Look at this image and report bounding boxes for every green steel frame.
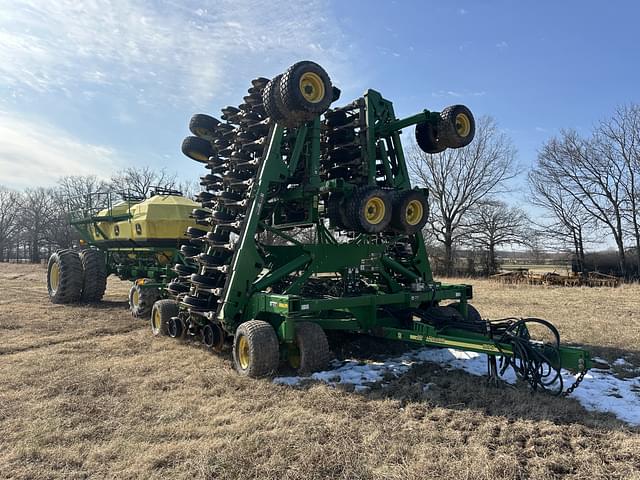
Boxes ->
[199,89,591,374]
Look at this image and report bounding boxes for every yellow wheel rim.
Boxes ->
[132,289,139,307]
[152,309,161,332]
[299,72,325,103]
[50,262,60,292]
[405,200,424,226]
[238,335,250,370]
[455,113,471,137]
[364,197,386,225]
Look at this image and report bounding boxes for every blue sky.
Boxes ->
[1,0,638,200]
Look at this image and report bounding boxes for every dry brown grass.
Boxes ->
[0,263,639,480]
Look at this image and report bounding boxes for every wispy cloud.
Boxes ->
[432,90,486,98]
[0,110,120,189]
[0,0,356,107]
[457,8,468,15]
[496,41,509,49]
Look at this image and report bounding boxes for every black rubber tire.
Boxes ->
[326,193,349,229]
[47,250,83,304]
[415,121,446,154]
[182,136,214,163]
[166,280,190,295]
[129,280,161,318]
[79,249,107,302]
[190,272,223,288]
[292,322,331,374]
[232,320,280,378]
[280,61,333,115]
[446,302,483,323]
[151,299,178,336]
[344,187,392,234]
[390,190,429,235]
[186,227,208,238]
[189,114,220,141]
[183,293,217,310]
[262,74,285,122]
[173,263,197,276]
[167,316,186,339]
[438,105,475,149]
[202,322,225,351]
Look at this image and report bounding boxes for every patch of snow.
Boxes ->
[274,348,640,426]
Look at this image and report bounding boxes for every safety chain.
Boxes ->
[563,369,587,397]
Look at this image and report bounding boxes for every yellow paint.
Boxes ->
[90,195,200,243]
[277,302,288,309]
[299,71,325,103]
[405,199,423,226]
[238,335,250,369]
[152,308,161,332]
[364,196,386,225]
[455,113,471,137]
[132,289,140,307]
[49,262,60,292]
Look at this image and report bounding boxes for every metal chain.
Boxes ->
[562,369,587,397]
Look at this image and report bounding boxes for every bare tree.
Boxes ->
[18,187,57,262]
[596,103,640,275]
[536,130,628,276]
[463,200,529,275]
[528,168,595,273]
[0,186,21,261]
[408,116,518,275]
[56,175,109,211]
[109,166,178,199]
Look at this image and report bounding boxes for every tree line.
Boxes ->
[0,168,197,263]
[408,104,640,278]
[1,104,638,277]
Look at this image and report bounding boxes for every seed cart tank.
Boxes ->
[46,188,202,318]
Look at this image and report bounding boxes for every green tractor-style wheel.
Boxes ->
[79,249,107,302]
[47,250,83,304]
[288,322,331,374]
[181,136,215,163]
[345,187,393,234]
[438,104,475,149]
[232,320,280,378]
[189,114,220,142]
[150,299,178,336]
[129,280,161,318]
[390,190,429,234]
[415,121,446,155]
[280,61,333,115]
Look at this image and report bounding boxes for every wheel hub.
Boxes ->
[299,72,325,103]
[364,197,385,224]
[405,200,423,226]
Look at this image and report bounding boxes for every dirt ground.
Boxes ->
[0,263,639,480]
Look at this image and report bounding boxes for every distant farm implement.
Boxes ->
[136,60,593,395]
[491,269,620,287]
[46,188,200,317]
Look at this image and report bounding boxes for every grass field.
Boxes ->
[1,263,639,479]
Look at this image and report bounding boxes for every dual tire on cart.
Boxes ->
[232,320,331,378]
[47,249,107,304]
[415,104,475,154]
[330,188,429,235]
